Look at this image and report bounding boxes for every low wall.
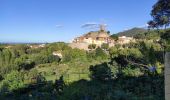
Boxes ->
[68,43,89,50]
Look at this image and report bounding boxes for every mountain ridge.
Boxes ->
[116,27,147,37]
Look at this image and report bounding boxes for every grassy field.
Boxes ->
[35,61,95,83]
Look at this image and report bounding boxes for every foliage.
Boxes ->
[54,76,65,94]
[12,44,29,55]
[88,44,96,50]
[110,34,118,40]
[101,43,109,50]
[122,65,142,77]
[0,1,168,98]
[150,0,170,29]
[160,29,170,51]
[62,48,87,62]
[89,62,112,81]
[109,47,119,58]
[95,47,108,60]
[0,40,165,99]
[0,71,25,92]
[47,42,71,53]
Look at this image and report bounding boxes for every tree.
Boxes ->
[0,71,25,92]
[109,47,119,58]
[54,76,65,94]
[127,48,143,59]
[148,46,157,65]
[101,43,109,51]
[107,31,110,34]
[149,0,170,59]
[89,62,112,81]
[88,44,96,50]
[149,0,170,29]
[14,56,35,70]
[134,33,146,39]
[115,44,121,49]
[62,48,87,62]
[13,44,29,55]
[95,47,108,60]
[48,55,61,64]
[47,42,70,53]
[110,34,118,40]
[36,73,46,83]
[147,20,158,29]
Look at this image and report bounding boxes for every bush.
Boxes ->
[0,71,25,92]
[89,62,112,81]
[122,65,142,77]
[101,43,109,50]
[95,47,108,60]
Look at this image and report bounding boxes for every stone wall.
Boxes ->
[68,43,89,50]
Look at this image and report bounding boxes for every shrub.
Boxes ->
[89,62,112,81]
[0,71,25,92]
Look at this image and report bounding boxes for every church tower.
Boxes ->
[99,24,106,32]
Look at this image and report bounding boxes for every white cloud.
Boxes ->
[137,24,149,28]
[123,28,130,31]
[56,25,63,28]
[123,23,149,31]
[81,22,107,29]
[81,22,98,28]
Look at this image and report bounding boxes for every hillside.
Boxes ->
[116,27,147,37]
[0,29,167,99]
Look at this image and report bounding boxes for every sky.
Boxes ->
[0,0,157,43]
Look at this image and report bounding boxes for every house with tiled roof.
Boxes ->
[72,26,114,46]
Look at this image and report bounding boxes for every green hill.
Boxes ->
[116,27,147,37]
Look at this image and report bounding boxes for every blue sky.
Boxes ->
[0,0,157,43]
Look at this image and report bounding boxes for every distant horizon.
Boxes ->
[0,27,149,44]
[0,0,157,42]
[0,41,67,44]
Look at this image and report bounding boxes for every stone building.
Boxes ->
[117,36,134,45]
[70,26,134,50]
[72,26,114,46]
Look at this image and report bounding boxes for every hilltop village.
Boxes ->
[69,25,134,50]
[4,25,134,51]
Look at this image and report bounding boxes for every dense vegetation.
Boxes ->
[0,27,169,99]
[1,0,170,99]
